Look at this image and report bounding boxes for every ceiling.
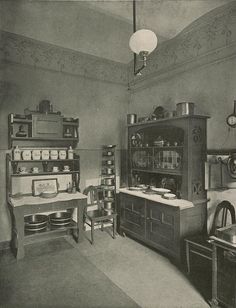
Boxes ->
[0,0,233,64]
[86,0,232,40]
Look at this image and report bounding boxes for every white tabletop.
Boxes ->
[10,192,87,207]
[119,188,194,209]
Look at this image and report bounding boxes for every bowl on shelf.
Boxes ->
[24,214,48,232]
[49,212,72,227]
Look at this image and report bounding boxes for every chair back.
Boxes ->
[83,186,103,211]
[210,200,236,236]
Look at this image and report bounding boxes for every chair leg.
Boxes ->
[186,241,190,274]
[113,217,117,239]
[101,221,104,231]
[91,221,94,245]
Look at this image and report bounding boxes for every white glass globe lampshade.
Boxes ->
[129,29,158,55]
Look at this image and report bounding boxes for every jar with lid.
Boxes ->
[68,146,74,159]
[50,149,58,160]
[22,149,31,160]
[41,149,49,160]
[59,150,67,160]
[13,146,21,160]
[32,149,41,160]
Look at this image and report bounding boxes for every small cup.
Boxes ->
[63,165,70,171]
[19,166,26,173]
[52,166,59,172]
[32,167,39,173]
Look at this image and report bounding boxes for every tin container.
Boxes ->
[32,149,41,160]
[50,150,58,160]
[127,114,137,124]
[176,102,194,116]
[22,150,31,161]
[59,150,67,160]
[41,150,49,160]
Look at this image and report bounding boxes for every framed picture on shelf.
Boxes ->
[32,178,58,196]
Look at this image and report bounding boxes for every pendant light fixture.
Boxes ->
[129,0,158,76]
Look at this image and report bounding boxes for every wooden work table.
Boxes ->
[8,192,87,260]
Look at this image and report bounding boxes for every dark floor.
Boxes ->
[0,230,210,308]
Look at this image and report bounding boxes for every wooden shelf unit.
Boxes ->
[119,114,209,262]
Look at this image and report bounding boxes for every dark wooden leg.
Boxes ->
[113,216,117,239]
[91,220,94,245]
[14,208,25,260]
[101,221,104,231]
[211,244,218,307]
[186,241,190,274]
[76,201,85,243]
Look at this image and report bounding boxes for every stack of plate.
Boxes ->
[49,212,72,227]
[24,214,48,232]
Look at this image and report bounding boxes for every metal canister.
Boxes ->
[127,114,137,124]
[176,102,194,116]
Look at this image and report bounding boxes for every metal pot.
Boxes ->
[103,178,114,185]
[49,212,71,226]
[105,190,114,198]
[127,114,137,124]
[176,102,194,116]
[106,160,113,165]
[106,168,114,175]
[24,214,48,231]
[104,199,114,209]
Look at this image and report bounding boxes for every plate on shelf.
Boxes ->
[40,192,58,198]
[129,186,143,191]
[151,188,171,195]
[137,184,148,189]
[63,117,74,122]
[162,193,177,200]
[104,145,115,148]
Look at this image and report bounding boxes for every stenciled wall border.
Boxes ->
[0,30,128,85]
[128,2,236,92]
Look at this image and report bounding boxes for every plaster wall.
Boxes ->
[128,2,236,230]
[0,35,128,242]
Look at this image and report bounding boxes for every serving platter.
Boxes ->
[162,193,177,200]
[151,188,171,195]
[128,186,143,191]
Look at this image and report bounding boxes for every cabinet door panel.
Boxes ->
[147,220,175,249]
[120,194,145,237]
[122,210,145,236]
[163,212,175,226]
[149,207,162,222]
[147,201,177,251]
[121,194,145,215]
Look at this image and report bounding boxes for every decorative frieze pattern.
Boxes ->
[128,2,236,91]
[0,31,127,85]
